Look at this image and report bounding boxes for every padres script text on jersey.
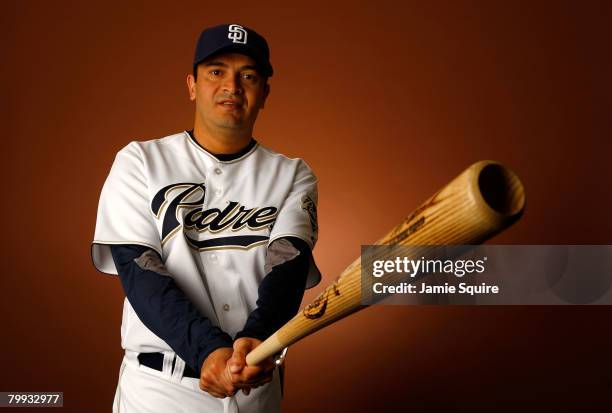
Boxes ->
[151,182,279,248]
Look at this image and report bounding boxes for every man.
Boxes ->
[91,23,320,412]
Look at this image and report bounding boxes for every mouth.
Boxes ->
[218,100,243,110]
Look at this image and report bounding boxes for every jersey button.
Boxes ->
[214,167,222,175]
[214,188,223,197]
[223,304,230,312]
[209,254,217,262]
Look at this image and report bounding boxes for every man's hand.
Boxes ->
[199,347,236,398]
[228,337,276,395]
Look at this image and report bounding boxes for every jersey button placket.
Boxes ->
[206,164,236,323]
[209,165,224,199]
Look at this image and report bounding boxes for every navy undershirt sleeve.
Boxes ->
[110,244,233,372]
[235,237,311,342]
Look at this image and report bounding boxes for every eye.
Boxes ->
[209,69,222,76]
[241,73,258,81]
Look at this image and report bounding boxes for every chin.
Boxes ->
[216,120,245,130]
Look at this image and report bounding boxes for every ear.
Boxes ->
[260,83,270,109]
[186,74,196,101]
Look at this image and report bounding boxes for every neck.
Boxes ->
[193,121,252,154]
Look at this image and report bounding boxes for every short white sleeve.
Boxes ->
[269,159,318,247]
[268,160,321,288]
[91,143,162,275]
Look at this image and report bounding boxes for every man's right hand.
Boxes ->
[199,347,236,398]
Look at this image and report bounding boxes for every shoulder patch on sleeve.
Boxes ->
[301,193,318,243]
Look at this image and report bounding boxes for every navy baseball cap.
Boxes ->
[193,23,273,77]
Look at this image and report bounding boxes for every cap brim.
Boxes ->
[194,44,273,77]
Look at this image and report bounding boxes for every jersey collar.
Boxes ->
[184,130,259,163]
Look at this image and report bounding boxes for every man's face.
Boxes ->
[187,52,269,133]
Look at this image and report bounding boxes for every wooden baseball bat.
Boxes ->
[246,160,525,365]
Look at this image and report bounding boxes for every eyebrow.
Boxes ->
[203,61,260,72]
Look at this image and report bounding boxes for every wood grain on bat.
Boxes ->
[246,161,525,365]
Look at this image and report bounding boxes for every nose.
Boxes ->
[222,74,243,95]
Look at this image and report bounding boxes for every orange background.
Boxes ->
[3,0,612,411]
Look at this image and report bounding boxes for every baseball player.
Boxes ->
[91,23,320,413]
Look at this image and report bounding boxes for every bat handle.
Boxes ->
[246,333,284,366]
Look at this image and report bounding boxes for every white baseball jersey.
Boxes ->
[92,131,320,412]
